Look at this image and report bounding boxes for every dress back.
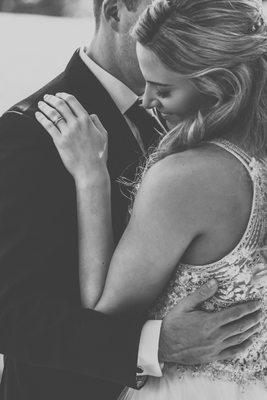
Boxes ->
[150,138,267,389]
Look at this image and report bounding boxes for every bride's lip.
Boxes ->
[160,112,173,119]
[157,110,169,117]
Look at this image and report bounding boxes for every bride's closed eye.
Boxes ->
[156,89,171,99]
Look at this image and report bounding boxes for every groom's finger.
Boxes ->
[221,322,260,349]
[90,114,108,137]
[219,309,262,340]
[216,338,253,361]
[179,280,218,311]
[214,300,261,327]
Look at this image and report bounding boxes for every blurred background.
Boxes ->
[0,0,91,17]
[0,1,95,115]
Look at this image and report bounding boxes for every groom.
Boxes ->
[0,1,261,399]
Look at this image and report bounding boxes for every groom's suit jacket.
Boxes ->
[0,50,151,400]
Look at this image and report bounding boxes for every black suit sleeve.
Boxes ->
[0,112,143,388]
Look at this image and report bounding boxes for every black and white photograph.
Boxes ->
[1,0,267,399]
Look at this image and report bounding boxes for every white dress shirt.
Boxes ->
[79,47,163,377]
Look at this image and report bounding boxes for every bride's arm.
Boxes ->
[36,93,115,309]
[76,175,114,308]
[77,152,202,315]
[36,93,204,316]
[95,156,203,315]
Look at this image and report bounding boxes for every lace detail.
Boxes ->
[149,139,267,390]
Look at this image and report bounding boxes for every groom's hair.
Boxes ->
[93,0,141,29]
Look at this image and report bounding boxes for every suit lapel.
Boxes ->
[63,51,144,240]
[64,51,144,181]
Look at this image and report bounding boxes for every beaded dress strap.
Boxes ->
[177,138,263,270]
[208,139,253,176]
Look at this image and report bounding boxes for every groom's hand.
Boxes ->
[158,279,261,365]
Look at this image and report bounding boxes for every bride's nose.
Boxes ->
[142,86,159,110]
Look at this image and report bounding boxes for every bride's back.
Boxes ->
[179,140,254,266]
[149,138,267,389]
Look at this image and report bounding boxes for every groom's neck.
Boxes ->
[87,36,120,80]
[86,34,143,95]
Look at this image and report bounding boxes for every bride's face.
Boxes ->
[136,43,205,125]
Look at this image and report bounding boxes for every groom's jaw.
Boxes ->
[89,0,152,95]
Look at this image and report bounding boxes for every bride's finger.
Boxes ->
[37,101,66,131]
[43,94,76,123]
[55,93,87,117]
[90,114,108,139]
[35,111,60,141]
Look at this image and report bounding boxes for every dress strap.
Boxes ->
[208,138,253,176]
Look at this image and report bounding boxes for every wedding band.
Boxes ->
[54,116,64,126]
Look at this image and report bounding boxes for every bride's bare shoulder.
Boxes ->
[139,143,251,224]
[143,144,242,187]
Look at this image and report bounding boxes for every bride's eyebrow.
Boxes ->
[147,81,172,87]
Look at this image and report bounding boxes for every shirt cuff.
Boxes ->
[137,320,163,377]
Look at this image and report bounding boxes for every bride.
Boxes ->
[35,0,267,398]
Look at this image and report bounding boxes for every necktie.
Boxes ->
[125,100,166,152]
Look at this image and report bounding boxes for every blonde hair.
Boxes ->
[132,0,267,167]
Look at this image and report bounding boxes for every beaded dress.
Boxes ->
[119,139,267,400]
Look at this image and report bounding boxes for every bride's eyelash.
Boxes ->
[156,90,171,99]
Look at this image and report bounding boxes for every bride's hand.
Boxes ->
[35,93,109,185]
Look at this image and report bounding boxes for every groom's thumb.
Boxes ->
[181,279,218,311]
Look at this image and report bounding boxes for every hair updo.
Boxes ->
[132,0,267,168]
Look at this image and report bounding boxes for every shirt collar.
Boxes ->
[79,47,138,115]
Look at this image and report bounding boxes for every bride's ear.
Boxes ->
[103,0,120,31]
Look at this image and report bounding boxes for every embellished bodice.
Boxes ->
[149,139,267,388]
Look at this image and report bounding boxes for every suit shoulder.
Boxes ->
[5,71,66,119]
[0,72,68,149]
